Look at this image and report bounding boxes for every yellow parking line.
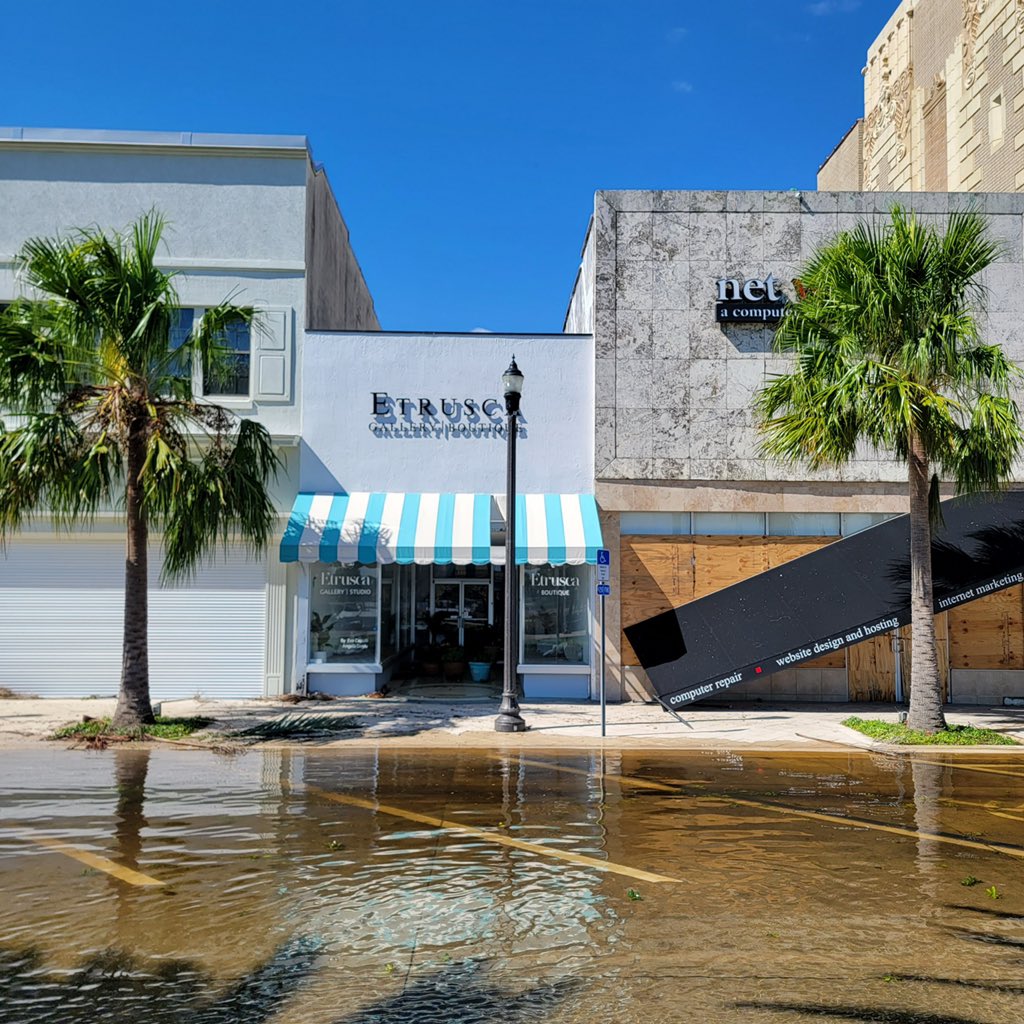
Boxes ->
[507,757,1024,860]
[28,835,164,886]
[915,760,1024,780]
[305,784,677,884]
[941,797,1024,823]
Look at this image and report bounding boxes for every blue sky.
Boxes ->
[5,0,893,332]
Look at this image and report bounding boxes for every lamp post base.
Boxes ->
[494,709,527,733]
[494,692,527,732]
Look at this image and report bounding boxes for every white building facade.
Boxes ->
[0,127,378,701]
[283,330,601,699]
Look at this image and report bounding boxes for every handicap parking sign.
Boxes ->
[597,583,611,596]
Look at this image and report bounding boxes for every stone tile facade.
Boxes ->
[568,189,1024,491]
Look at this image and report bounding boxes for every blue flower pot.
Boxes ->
[468,661,492,682]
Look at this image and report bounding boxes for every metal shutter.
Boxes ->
[0,537,267,700]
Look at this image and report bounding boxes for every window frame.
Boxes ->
[519,563,594,669]
[193,306,254,405]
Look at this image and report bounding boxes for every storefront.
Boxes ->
[565,188,1024,706]
[281,331,600,699]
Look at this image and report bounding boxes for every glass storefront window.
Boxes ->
[309,564,379,663]
[522,565,590,665]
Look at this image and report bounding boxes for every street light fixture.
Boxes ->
[495,356,527,733]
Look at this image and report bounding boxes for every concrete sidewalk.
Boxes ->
[2,695,1023,750]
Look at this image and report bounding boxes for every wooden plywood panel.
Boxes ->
[620,536,694,666]
[848,633,896,702]
[692,536,768,599]
[949,585,1024,669]
[898,614,949,702]
[764,536,838,569]
[622,535,849,671]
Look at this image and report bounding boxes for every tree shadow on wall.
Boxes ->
[0,937,320,1024]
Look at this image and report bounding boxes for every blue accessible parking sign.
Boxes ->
[597,583,611,596]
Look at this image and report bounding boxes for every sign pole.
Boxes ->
[596,547,611,739]
[600,591,606,738]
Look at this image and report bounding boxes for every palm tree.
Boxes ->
[757,207,1023,733]
[0,212,278,728]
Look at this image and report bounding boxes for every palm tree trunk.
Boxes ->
[112,425,154,728]
[905,433,946,733]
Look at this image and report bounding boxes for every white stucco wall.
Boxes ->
[300,332,595,495]
[0,135,309,441]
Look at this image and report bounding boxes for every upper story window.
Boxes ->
[203,317,251,398]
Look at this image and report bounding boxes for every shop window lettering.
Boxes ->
[318,571,373,596]
[526,571,581,597]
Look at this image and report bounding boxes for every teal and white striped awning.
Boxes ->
[279,492,603,566]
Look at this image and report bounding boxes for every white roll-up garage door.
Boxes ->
[0,536,267,700]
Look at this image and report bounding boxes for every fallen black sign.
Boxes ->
[623,491,1024,709]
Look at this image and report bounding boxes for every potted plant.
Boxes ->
[441,645,467,680]
[467,649,492,683]
[310,612,336,663]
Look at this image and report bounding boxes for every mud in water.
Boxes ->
[1,747,1023,1022]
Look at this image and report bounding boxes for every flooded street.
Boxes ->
[1,748,1023,1023]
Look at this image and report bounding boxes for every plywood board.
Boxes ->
[848,633,896,702]
[620,536,694,666]
[948,585,1024,670]
[692,536,768,599]
[621,534,848,670]
[764,536,838,569]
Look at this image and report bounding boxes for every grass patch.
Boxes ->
[236,713,361,739]
[842,716,1019,746]
[51,716,213,741]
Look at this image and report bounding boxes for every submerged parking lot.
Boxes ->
[1,747,1024,1023]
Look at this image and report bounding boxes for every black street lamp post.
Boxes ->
[495,356,527,733]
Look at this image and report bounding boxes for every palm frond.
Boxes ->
[757,205,1023,496]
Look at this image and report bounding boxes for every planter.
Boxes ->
[420,659,441,677]
[443,660,467,681]
[312,651,328,664]
[468,661,492,682]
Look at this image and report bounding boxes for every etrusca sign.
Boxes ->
[715,274,787,324]
[369,392,526,440]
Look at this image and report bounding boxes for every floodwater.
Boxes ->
[1,748,1024,1023]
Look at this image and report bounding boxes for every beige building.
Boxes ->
[819,0,1024,192]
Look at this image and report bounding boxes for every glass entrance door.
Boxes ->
[432,580,492,649]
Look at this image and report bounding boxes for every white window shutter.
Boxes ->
[254,306,292,402]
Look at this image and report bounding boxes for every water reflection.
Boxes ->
[2,748,1024,1023]
[911,758,945,901]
